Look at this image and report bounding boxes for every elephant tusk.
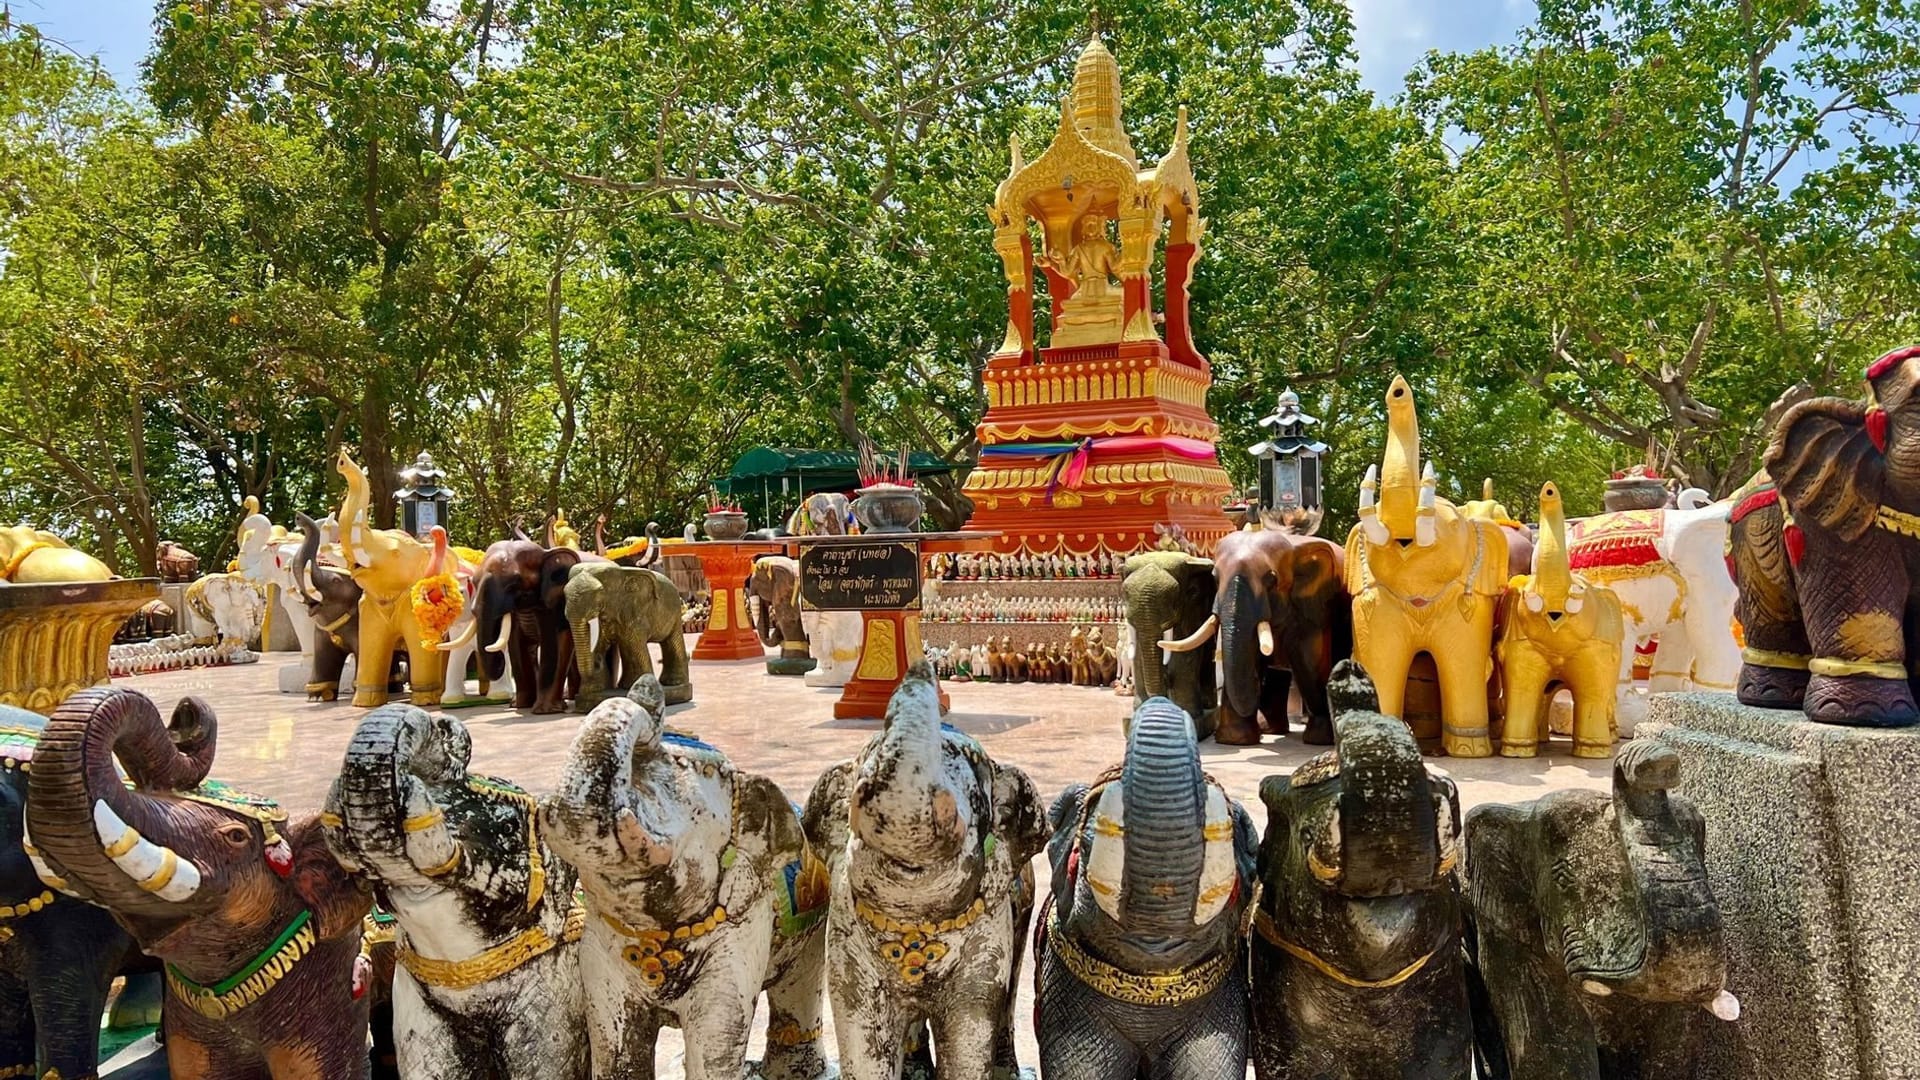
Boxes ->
[484,617,514,654]
[1707,990,1741,1021]
[1161,614,1219,655]
[1358,466,1389,546]
[1580,979,1614,997]
[1415,462,1438,547]
[436,615,479,653]
[1257,620,1276,657]
[93,800,201,902]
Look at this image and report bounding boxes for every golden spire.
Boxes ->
[1071,33,1136,166]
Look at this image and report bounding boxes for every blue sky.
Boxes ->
[26,0,1534,99]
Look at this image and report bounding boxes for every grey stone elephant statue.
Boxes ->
[1466,739,1740,1080]
[1036,695,1257,1079]
[1252,660,1472,1079]
[563,563,691,711]
[803,664,1050,1080]
[1122,551,1219,737]
[540,678,830,1080]
[322,704,588,1080]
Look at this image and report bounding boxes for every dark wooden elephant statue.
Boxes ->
[292,511,406,703]
[25,688,372,1080]
[1729,343,1920,726]
[2,704,151,1080]
[1121,551,1220,737]
[1036,696,1257,1078]
[1202,527,1350,746]
[1252,660,1471,1079]
[455,539,595,714]
[1465,739,1739,1080]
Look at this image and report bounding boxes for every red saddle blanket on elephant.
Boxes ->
[1568,510,1665,571]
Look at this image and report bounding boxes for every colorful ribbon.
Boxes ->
[980,436,1220,505]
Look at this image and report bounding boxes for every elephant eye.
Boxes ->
[218,822,253,847]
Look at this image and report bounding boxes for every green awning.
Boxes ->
[715,446,958,496]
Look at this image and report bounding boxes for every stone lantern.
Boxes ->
[395,452,455,540]
[1248,389,1327,514]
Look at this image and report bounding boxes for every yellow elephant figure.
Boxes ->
[0,526,112,583]
[1344,376,1507,757]
[335,450,449,707]
[1496,482,1624,758]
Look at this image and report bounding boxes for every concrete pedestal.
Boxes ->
[1639,694,1920,1080]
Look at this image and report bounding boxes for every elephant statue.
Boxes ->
[156,540,202,583]
[441,535,587,714]
[1497,483,1625,757]
[750,555,815,675]
[1184,526,1349,746]
[432,537,513,706]
[1251,659,1471,1079]
[1122,550,1220,737]
[237,503,349,695]
[1728,344,1920,724]
[322,705,588,1080]
[802,665,1049,1080]
[1466,740,1741,1079]
[1346,376,1508,757]
[336,451,453,707]
[290,511,392,703]
[183,572,267,649]
[0,526,111,584]
[1568,497,1739,726]
[786,492,852,536]
[24,687,373,1079]
[540,684,830,1080]
[561,562,692,711]
[1,703,147,1080]
[1459,479,1538,578]
[1036,696,1256,1079]
[597,519,664,568]
[802,609,864,688]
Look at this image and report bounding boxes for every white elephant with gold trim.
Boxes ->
[1345,376,1507,757]
[183,572,266,653]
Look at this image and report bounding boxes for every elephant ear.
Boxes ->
[286,814,374,940]
[1290,538,1343,604]
[991,761,1050,865]
[1046,784,1090,914]
[1767,396,1886,540]
[730,773,807,867]
[800,760,855,859]
[1460,802,1535,945]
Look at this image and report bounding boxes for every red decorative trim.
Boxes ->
[1728,486,1780,525]
[1868,407,1890,453]
[1865,345,1920,380]
[1784,523,1806,567]
[1569,537,1663,571]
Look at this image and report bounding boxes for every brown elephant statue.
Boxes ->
[25,687,372,1079]
[441,539,598,714]
[1729,344,1920,726]
[1165,527,1350,745]
[749,555,815,675]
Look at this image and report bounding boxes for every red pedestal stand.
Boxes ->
[683,541,783,661]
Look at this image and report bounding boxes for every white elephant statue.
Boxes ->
[1566,500,1740,726]
[182,571,267,650]
[235,507,344,693]
[1115,619,1136,696]
[802,610,865,688]
[437,554,514,705]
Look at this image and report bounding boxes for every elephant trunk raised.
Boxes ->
[25,689,217,919]
[851,667,968,866]
[540,693,664,877]
[1332,705,1441,897]
[294,511,327,603]
[1116,706,1205,941]
[328,705,467,887]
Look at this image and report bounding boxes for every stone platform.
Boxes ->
[1640,694,1920,1080]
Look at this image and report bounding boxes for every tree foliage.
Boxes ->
[4,0,1919,568]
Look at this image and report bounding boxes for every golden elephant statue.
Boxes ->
[1495,482,1624,758]
[0,526,112,583]
[1344,376,1507,757]
[335,450,452,707]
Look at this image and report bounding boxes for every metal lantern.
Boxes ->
[1247,389,1327,513]
[395,451,455,540]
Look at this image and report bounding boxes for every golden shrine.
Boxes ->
[962,34,1235,556]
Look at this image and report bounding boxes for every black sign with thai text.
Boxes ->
[799,541,921,611]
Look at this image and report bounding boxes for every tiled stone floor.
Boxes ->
[108,644,1614,1076]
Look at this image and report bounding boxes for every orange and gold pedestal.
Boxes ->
[792,533,996,720]
[682,541,783,662]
